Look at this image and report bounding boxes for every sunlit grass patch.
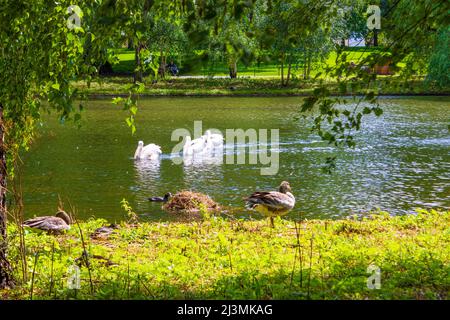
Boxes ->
[3,209,448,300]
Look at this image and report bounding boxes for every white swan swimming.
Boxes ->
[183,135,208,156]
[183,136,194,156]
[134,140,162,160]
[204,130,224,147]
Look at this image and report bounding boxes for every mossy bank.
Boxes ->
[74,77,450,97]
[2,209,449,300]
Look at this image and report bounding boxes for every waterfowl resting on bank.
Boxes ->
[244,181,295,227]
[90,223,119,240]
[23,210,72,234]
[134,141,162,160]
[148,192,172,202]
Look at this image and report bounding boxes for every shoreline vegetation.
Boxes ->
[2,209,448,300]
[74,77,450,98]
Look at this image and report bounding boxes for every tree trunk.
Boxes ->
[284,54,292,86]
[306,54,312,79]
[303,52,307,80]
[127,38,134,50]
[158,49,166,79]
[229,59,237,79]
[280,53,284,85]
[373,29,378,47]
[134,42,143,83]
[0,103,14,289]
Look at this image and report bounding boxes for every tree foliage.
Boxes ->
[426,26,450,89]
[0,0,90,174]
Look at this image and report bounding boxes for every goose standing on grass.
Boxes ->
[244,181,295,227]
[204,130,224,147]
[23,210,72,234]
[134,140,162,160]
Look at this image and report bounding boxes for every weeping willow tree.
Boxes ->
[0,0,256,289]
[0,0,137,289]
[0,0,89,288]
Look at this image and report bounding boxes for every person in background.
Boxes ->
[166,60,179,76]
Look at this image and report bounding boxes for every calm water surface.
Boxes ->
[20,96,450,221]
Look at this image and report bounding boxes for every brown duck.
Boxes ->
[23,210,72,234]
[244,181,295,227]
[90,223,119,240]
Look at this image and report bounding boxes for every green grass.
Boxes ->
[110,48,375,77]
[111,48,136,74]
[2,209,449,299]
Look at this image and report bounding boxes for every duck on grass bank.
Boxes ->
[244,181,295,227]
[23,210,72,234]
[148,192,172,202]
[90,223,120,240]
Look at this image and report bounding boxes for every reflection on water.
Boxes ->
[182,147,225,194]
[19,96,450,221]
[133,159,161,211]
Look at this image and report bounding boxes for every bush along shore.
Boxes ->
[73,77,450,97]
[2,209,449,300]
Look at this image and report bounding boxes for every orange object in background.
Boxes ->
[374,60,393,75]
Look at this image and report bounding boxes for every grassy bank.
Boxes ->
[74,76,449,97]
[111,48,379,77]
[2,209,449,300]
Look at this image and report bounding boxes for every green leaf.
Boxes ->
[125,117,133,127]
[112,97,124,105]
[374,107,383,117]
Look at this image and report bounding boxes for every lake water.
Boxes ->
[19,96,450,221]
